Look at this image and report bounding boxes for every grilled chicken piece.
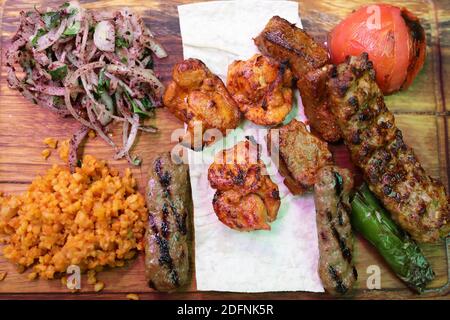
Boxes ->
[163,58,241,150]
[254,16,341,142]
[314,166,356,295]
[208,140,280,231]
[267,119,332,195]
[226,54,293,126]
[145,153,193,292]
[328,53,450,243]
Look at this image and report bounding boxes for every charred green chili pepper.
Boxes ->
[351,184,435,293]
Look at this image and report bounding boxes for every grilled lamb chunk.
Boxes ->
[254,16,328,78]
[327,53,450,243]
[314,166,356,295]
[254,16,341,142]
[296,66,342,142]
[267,119,332,195]
[145,152,193,291]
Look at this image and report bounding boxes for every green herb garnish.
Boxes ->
[31,28,47,47]
[141,48,154,69]
[131,156,142,166]
[115,37,130,49]
[141,97,153,110]
[124,91,151,118]
[48,64,68,81]
[69,8,78,17]
[63,21,81,36]
[53,96,64,107]
[42,11,61,30]
[97,68,110,95]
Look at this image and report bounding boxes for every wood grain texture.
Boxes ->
[0,0,449,300]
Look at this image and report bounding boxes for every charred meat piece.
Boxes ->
[314,166,356,295]
[254,16,328,78]
[267,119,332,195]
[145,152,193,292]
[328,53,450,243]
[254,16,341,142]
[208,140,280,231]
[297,66,342,142]
[163,59,241,150]
[226,54,294,126]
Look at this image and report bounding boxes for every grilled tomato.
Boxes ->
[328,4,426,94]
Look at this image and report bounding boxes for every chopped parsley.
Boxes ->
[115,37,130,49]
[63,21,81,36]
[97,68,110,95]
[31,28,47,47]
[48,64,68,81]
[42,11,61,30]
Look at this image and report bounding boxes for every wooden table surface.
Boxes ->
[0,0,449,300]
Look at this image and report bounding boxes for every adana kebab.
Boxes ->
[327,53,450,243]
[314,166,357,294]
[145,153,193,292]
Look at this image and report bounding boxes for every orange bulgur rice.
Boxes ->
[0,155,147,280]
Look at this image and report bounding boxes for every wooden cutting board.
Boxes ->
[0,0,449,299]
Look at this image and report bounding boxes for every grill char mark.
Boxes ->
[315,166,356,295]
[327,204,353,264]
[148,214,180,287]
[331,225,352,263]
[155,158,188,235]
[155,235,180,287]
[264,32,312,63]
[151,158,182,287]
[333,171,343,197]
[330,171,353,262]
[328,265,348,294]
